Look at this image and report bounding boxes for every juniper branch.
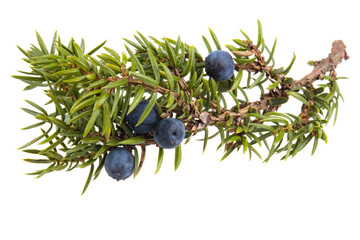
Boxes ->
[194,40,349,129]
[13,22,349,193]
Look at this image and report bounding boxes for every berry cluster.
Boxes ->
[105,50,234,181]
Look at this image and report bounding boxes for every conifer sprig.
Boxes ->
[13,21,349,194]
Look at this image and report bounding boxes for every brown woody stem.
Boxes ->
[187,40,349,133]
[292,40,349,87]
[105,40,348,144]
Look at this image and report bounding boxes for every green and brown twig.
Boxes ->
[13,21,349,193]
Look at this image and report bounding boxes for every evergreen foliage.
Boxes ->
[13,20,348,194]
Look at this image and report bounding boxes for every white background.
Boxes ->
[1,0,359,239]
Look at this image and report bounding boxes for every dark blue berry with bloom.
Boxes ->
[154,118,185,149]
[205,50,235,82]
[126,100,159,135]
[105,148,134,181]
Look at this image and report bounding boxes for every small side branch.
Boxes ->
[293,40,349,87]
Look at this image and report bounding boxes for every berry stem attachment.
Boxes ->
[135,145,146,177]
